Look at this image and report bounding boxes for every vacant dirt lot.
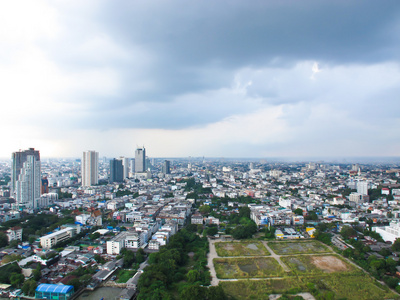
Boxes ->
[311,255,349,273]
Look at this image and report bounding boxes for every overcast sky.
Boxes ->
[1,0,400,159]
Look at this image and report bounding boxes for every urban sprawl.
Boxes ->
[0,147,400,299]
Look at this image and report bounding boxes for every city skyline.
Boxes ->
[1,1,400,158]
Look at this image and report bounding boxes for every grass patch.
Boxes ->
[281,255,356,275]
[220,274,400,300]
[220,278,304,300]
[215,239,400,300]
[215,241,270,257]
[214,257,284,279]
[116,269,136,283]
[320,273,399,300]
[268,240,331,255]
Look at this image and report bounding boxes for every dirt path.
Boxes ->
[262,241,291,272]
[207,238,220,286]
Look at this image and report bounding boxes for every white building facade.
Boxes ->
[82,151,99,187]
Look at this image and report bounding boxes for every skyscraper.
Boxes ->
[119,157,130,179]
[41,177,49,194]
[129,159,135,175]
[163,160,171,175]
[357,181,368,196]
[12,148,41,210]
[110,158,124,183]
[82,151,99,187]
[12,148,40,195]
[135,147,146,173]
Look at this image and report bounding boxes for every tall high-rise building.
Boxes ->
[82,151,99,187]
[357,181,369,196]
[118,157,130,179]
[41,177,49,194]
[110,158,124,183]
[12,148,40,195]
[129,159,135,175]
[12,148,41,210]
[163,160,171,175]
[135,147,146,173]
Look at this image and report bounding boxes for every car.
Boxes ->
[111,275,117,281]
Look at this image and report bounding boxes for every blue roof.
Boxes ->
[36,284,74,294]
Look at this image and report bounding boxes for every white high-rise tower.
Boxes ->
[118,157,130,179]
[14,152,41,210]
[357,181,368,196]
[82,151,99,187]
[135,147,146,173]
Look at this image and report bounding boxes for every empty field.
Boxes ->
[214,257,285,279]
[215,241,270,257]
[212,239,397,299]
[268,240,331,255]
[220,274,399,300]
[220,278,304,300]
[281,255,354,275]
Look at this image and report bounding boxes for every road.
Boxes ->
[261,241,291,272]
[207,238,220,286]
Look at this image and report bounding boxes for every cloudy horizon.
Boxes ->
[1,1,400,159]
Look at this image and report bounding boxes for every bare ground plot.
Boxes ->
[281,255,355,275]
[215,241,270,257]
[268,240,331,255]
[214,257,285,279]
[220,275,399,300]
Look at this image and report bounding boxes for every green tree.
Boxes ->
[94,254,105,264]
[9,240,19,248]
[122,250,136,268]
[67,278,82,291]
[10,273,24,288]
[0,262,22,284]
[0,232,9,247]
[179,285,206,300]
[186,269,201,283]
[22,280,37,296]
[136,251,145,264]
[32,264,42,281]
[199,205,211,215]
[89,232,100,240]
[294,208,303,216]
[305,211,318,220]
[1,254,22,264]
[383,276,399,289]
[238,206,251,219]
[340,225,357,240]
[392,238,400,251]
[207,285,227,300]
[264,227,276,239]
[206,227,218,236]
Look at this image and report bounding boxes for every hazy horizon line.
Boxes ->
[1,156,399,164]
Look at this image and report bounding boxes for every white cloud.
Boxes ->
[311,62,321,79]
[0,1,399,158]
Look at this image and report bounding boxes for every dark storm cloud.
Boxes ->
[40,0,400,129]
[100,0,400,106]
[101,1,400,64]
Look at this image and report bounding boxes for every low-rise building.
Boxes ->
[106,232,128,255]
[40,227,79,249]
[35,284,74,300]
[7,226,22,242]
